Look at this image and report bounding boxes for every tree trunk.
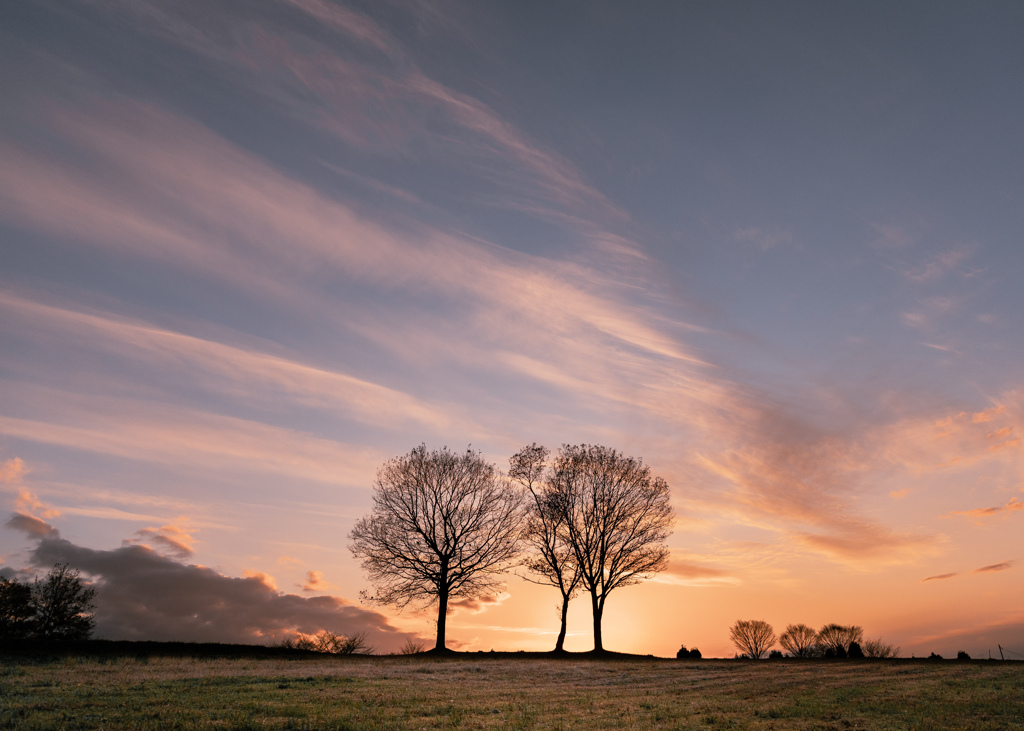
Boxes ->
[591,591,603,652]
[554,596,569,652]
[435,589,448,651]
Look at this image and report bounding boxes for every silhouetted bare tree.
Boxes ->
[779,623,818,657]
[730,619,776,659]
[549,444,673,652]
[32,564,96,640]
[816,623,863,656]
[349,445,524,651]
[510,444,582,653]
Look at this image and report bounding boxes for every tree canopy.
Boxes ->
[549,444,674,652]
[0,564,96,642]
[348,445,524,651]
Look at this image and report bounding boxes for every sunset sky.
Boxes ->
[2,1,1022,659]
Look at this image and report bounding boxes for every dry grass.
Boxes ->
[1,653,1022,729]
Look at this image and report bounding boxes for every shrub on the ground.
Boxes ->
[863,638,900,658]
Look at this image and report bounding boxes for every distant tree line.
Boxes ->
[726,619,899,659]
[0,564,96,642]
[349,443,674,652]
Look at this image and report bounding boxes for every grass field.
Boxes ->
[1,649,1021,730]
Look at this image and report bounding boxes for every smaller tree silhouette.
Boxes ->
[816,624,863,657]
[729,619,776,659]
[779,623,818,657]
[31,564,96,640]
[510,444,582,653]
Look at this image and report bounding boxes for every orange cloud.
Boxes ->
[0,457,28,485]
[14,489,62,520]
[950,496,1024,521]
[448,593,508,615]
[301,570,336,593]
[791,523,941,566]
[244,570,278,591]
[123,521,196,560]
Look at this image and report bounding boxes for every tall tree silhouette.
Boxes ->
[510,444,581,653]
[349,445,524,651]
[550,444,673,652]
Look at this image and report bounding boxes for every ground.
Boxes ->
[1,645,1021,729]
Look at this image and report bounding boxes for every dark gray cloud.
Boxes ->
[922,572,958,582]
[7,513,423,651]
[6,512,60,539]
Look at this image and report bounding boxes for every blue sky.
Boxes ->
[1,1,1022,657]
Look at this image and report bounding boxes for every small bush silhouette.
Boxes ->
[768,649,784,659]
[676,644,689,659]
[282,630,372,655]
[957,650,971,660]
[863,638,900,658]
[399,638,426,655]
[928,652,943,660]
[689,647,701,659]
[848,641,864,659]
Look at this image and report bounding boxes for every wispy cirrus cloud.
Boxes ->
[950,496,1024,521]
[921,560,1015,581]
[0,290,454,431]
[973,561,1014,574]
[0,386,386,488]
